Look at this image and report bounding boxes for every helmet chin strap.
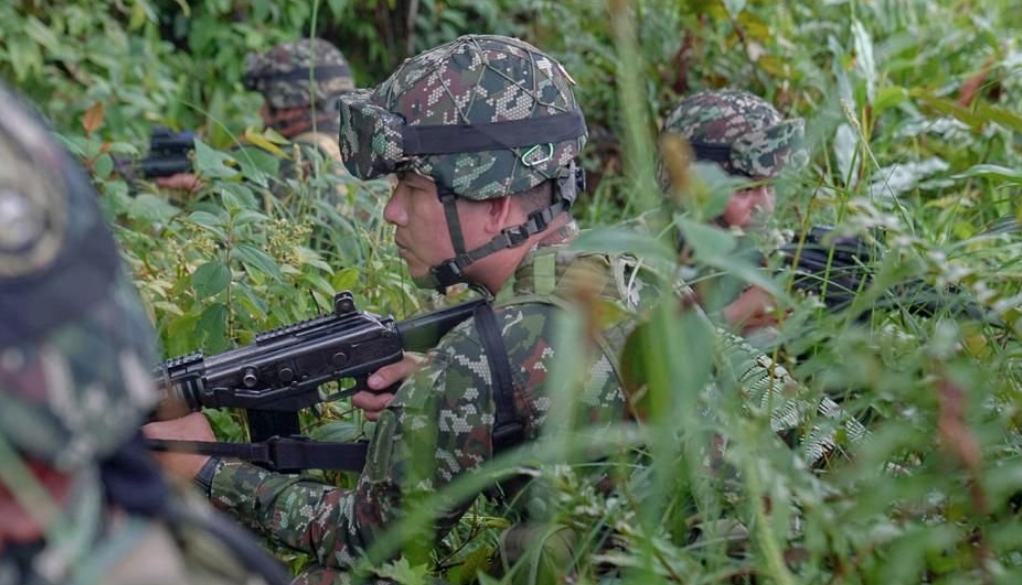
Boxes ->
[414,165,583,293]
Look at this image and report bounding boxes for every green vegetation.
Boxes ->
[3,0,1022,583]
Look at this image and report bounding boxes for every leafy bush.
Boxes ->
[5,0,1022,583]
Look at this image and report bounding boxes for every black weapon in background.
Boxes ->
[114,126,195,180]
[775,226,988,322]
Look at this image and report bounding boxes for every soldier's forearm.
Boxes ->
[208,461,381,569]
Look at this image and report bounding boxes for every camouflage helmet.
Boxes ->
[658,89,806,187]
[0,84,157,472]
[338,34,587,201]
[337,35,588,291]
[244,38,355,110]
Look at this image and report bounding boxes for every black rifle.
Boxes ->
[774,226,875,311]
[114,126,195,180]
[148,292,485,471]
[140,126,195,178]
[775,226,988,321]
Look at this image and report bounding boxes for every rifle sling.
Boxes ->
[472,303,524,452]
[146,438,368,473]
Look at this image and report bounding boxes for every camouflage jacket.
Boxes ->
[207,222,660,579]
[0,486,276,585]
[613,211,868,464]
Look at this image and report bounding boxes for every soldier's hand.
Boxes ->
[154,172,203,192]
[723,287,780,334]
[354,352,429,421]
[142,412,215,481]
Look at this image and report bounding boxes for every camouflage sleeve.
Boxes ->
[207,321,501,569]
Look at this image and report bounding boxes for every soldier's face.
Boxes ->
[722,184,774,228]
[383,172,456,278]
[0,459,75,552]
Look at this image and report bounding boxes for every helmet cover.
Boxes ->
[658,89,807,186]
[244,38,355,110]
[338,35,587,201]
[0,84,157,471]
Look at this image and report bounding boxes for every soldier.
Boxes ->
[143,34,660,584]
[156,38,355,193]
[0,82,289,585]
[642,89,806,331]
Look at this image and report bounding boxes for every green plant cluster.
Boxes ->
[4,0,1022,584]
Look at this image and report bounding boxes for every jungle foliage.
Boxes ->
[3,0,1022,584]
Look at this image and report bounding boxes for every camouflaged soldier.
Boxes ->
[243,38,353,158]
[655,88,806,229]
[157,38,354,197]
[0,82,289,585]
[630,89,807,331]
[144,35,661,585]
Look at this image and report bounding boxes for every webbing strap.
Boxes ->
[472,303,524,452]
[532,251,558,295]
[145,438,368,473]
[245,65,352,84]
[402,111,586,155]
[440,191,467,255]
[689,141,733,164]
[428,200,571,290]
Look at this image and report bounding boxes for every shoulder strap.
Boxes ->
[472,303,524,452]
[146,437,367,473]
[293,131,344,163]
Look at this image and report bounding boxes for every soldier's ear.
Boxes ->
[483,196,514,234]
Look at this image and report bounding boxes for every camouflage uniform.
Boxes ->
[626,89,807,237]
[243,38,357,213]
[204,36,645,584]
[658,88,806,184]
[209,231,659,581]
[0,83,287,585]
[623,91,864,477]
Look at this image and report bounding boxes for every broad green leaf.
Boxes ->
[196,302,230,353]
[127,193,180,223]
[54,134,86,158]
[188,210,225,229]
[234,243,284,281]
[235,145,282,188]
[571,227,677,267]
[302,272,337,298]
[851,19,876,105]
[232,209,269,228]
[164,313,200,357]
[192,261,231,298]
[952,164,1022,185]
[910,89,986,128]
[92,153,113,179]
[690,162,746,219]
[241,131,290,158]
[332,267,360,291]
[675,216,737,258]
[220,182,258,210]
[874,86,908,113]
[975,103,1022,133]
[234,284,269,322]
[374,557,428,585]
[676,217,787,299]
[833,123,859,187]
[308,421,361,443]
[193,138,238,179]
